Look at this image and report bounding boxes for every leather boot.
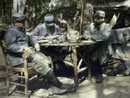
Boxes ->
[44,71,74,90]
[107,64,127,76]
[95,74,103,83]
[115,64,127,74]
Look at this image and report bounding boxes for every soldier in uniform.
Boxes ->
[4,13,73,94]
[83,10,111,83]
[31,14,70,76]
[31,14,69,56]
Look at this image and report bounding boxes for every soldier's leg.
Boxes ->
[91,60,103,83]
[91,60,102,75]
[30,52,53,76]
[29,52,74,90]
[107,61,128,76]
[55,46,69,53]
[115,64,127,74]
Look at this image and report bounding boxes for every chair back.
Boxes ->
[0,41,9,67]
[0,40,35,98]
[0,41,28,68]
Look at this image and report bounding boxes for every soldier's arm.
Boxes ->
[27,35,37,46]
[31,25,44,41]
[54,25,64,35]
[91,25,111,41]
[4,29,25,52]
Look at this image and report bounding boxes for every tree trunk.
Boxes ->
[13,0,26,14]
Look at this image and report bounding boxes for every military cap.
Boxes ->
[12,13,26,22]
[44,14,54,22]
[44,14,54,26]
[94,10,105,18]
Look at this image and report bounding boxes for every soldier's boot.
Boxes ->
[108,64,127,76]
[44,70,74,90]
[115,64,127,74]
[95,74,103,83]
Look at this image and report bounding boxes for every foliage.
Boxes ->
[26,0,77,28]
[0,0,127,29]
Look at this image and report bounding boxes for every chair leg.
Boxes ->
[24,70,29,98]
[6,67,9,96]
[6,76,9,96]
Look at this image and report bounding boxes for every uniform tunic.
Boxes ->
[4,25,53,75]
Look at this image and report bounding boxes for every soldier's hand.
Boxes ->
[84,35,91,40]
[22,50,30,59]
[40,36,46,40]
[34,43,40,52]
[55,35,60,40]
[79,35,83,39]
[24,47,32,54]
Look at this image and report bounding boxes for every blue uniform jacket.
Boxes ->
[31,23,63,40]
[4,26,36,66]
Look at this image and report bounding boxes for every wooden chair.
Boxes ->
[0,41,34,98]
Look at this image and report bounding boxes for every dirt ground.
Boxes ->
[0,74,130,98]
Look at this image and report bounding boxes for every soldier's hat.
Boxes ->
[12,13,26,22]
[44,14,54,26]
[94,10,105,18]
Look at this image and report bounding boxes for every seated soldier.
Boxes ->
[31,14,69,57]
[4,13,74,95]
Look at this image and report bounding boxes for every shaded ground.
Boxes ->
[0,74,130,98]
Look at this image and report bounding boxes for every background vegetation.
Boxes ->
[0,0,128,30]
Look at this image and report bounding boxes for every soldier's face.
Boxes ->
[94,17,104,25]
[45,21,54,27]
[15,21,25,28]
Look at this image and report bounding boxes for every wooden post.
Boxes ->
[2,0,6,24]
[79,0,84,36]
[72,46,78,89]
[24,58,29,98]
[13,0,26,14]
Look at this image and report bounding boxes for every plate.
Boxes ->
[37,40,49,43]
[81,40,90,43]
[46,35,59,40]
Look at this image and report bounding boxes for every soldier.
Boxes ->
[31,14,63,40]
[4,13,73,94]
[31,14,69,56]
[83,10,111,83]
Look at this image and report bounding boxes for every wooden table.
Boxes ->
[38,40,95,88]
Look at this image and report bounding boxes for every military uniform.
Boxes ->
[4,25,53,75]
[31,14,63,41]
[31,14,69,56]
[31,23,63,40]
[84,10,111,82]
[85,10,111,64]
[87,22,111,63]
[4,14,74,92]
